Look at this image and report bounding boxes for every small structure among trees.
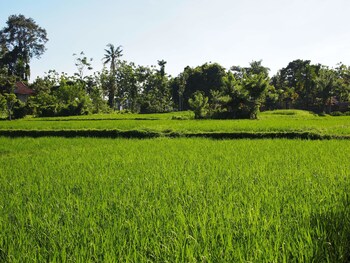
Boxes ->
[14,81,34,103]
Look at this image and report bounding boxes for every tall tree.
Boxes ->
[228,61,270,118]
[170,70,188,111]
[335,63,350,104]
[316,67,338,113]
[73,51,93,81]
[182,63,226,110]
[103,44,123,109]
[188,91,209,119]
[0,72,17,120]
[231,60,270,79]
[271,71,298,109]
[0,14,48,81]
[242,73,270,119]
[157,59,167,77]
[139,61,173,113]
[274,60,320,110]
[116,61,139,112]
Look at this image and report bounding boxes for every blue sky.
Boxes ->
[1,0,350,80]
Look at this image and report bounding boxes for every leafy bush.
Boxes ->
[188,91,209,119]
[171,115,190,120]
[318,112,328,117]
[64,97,91,116]
[330,111,343,116]
[37,104,58,117]
[118,109,132,114]
[139,99,173,114]
[12,101,29,119]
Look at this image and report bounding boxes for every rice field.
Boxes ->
[1,110,350,136]
[0,137,349,262]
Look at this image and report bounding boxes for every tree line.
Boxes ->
[1,14,350,119]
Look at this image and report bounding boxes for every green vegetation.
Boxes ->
[0,138,349,262]
[1,15,350,121]
[1,12,350,263]
[1,110,350,138]
[0,14,48,81]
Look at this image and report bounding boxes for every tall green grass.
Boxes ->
[0,138,349,262]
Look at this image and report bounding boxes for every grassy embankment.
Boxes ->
[0,110,350,138]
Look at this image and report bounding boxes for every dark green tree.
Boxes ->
[182,63,226,110]
[86,71,109,113]
[242,73,270,119]
[116,61,139,112]
[29,71,95,117]
[0,14,48,81]
[335,63,350,104]
[231,60,270,80]
[171,68,189,111]
[273,60,321,110]
[0,70,18,119]
[139,61,173,113]
[29,72,58,117]
[0,92,17,120]
[316,67,338,113]
[188,91,209,119]
[228,61,270,119]
[157,59,167,77]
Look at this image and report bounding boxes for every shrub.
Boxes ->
[119,109,132,114]
[12,101,28,119]
[318,112,328,117]
[188,91,209,119]
[37,104,58,117]
[171,115,189,120]
[330,111,343,116]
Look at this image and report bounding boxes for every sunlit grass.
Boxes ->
[0,137,349,262]
[1,110,350,136]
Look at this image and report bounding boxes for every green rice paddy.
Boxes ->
[0,137,349,262]
[1,110,350,136]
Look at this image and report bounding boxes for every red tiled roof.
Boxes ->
[14,82,35,95]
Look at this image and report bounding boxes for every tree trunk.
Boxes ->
[108,87,115,109]
[249,103,260,119]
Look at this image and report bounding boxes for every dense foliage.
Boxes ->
[1,15,350,120]
[0,14,48,81]
[1,12,350,263]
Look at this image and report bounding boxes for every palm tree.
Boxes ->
[103,44,123,109]
[243,73,270,119]
[157,59,167,77]
[248,60,270,77]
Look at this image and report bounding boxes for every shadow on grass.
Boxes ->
[310,194,350,262]
[1,129,350,140]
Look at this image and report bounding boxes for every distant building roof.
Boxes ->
[14,82,34,95]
